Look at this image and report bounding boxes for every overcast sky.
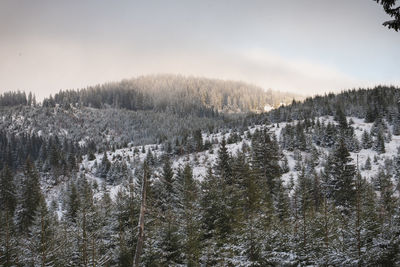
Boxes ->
[1,0,399,99]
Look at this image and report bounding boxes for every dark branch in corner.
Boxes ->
[375,0,400,31]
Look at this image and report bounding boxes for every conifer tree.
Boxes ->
[113,187,134,266]
[200,167,220,264]
[17,158,42,233]
[98,151,111,179]
[0,165,16,216]
[180,163,201,266]
[374,0,400,31]
[325,138,356,212]
[153,156,182,266]
[66,181,80,223]
[374,130,386,154]
[364,156,372,170]
[295,168,313,253]
[215,137,232,182]
[251,129,281,196]
[0,167,18,267]
[24,195,60,266]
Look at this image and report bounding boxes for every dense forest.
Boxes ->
[1,83,400,266]
[46,74,302,114]
[264,85,400,124]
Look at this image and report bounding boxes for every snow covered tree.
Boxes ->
[149,156,182,266]
[200,167,220,264]
[364,156,372,170]
[66,180,80,223]
[23,195,60,266]
[97,151,111,179]
[361,130,373,149]
[325,138,356,212]
[16,159,42,233]
[374,130,386,154]
[0,165,16,216]
[281,156,290,173]
[179,163,201,266]
[374,0,400,31]
[251,129,281,195]
[0,166,18,267]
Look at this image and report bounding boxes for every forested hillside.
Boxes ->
[48,74,302,114]
[1,85,400,266]
[265,85,400,123]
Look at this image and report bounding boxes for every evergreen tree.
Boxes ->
[193,129,203,152]
[98,151,111,179]
[376,168,396,221]
[364,156,372,170]
[66,181,80,223]
[180,163,201,266]
[251,129,281,196]
[200,167,220,264]
[24,195,60,266]
[325,138,356,212]
[374,130,386,154]
[295,168,313,254]
[17,159,42,233]
[374,0,400,31]
[152,156,182,266]
[0,165,16,216]
[215,137,232,182]
[0,167,18,267]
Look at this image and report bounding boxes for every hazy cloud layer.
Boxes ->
[0,0,399,99]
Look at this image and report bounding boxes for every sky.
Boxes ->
[0,0,399,100]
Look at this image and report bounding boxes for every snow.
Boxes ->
[46,115,400,214]
[264,104,274,112]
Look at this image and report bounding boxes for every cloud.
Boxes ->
[235,48,362,95]
[0,38,395,100]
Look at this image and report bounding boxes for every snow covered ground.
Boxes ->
[46,116,400,215]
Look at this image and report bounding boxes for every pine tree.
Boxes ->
[215,137,232,182]
[311,171,323,213]
[325,138,356,212]
[193,129,203,152]
[251,129,281,196]
[295,168,313,254]
[76,174,110,266]
[152,156,182,266]
[0,210,19,267]
[98,151,111,179]
[0,165,16,216]
[361,130,372,149]
[374,0,400,31]
[113,187,134,266]
[393,108,400,135]
[24,195,60,266]
[335,105,348,129]
[180,163,201,266]
[364,156,372,170]
[281,156,290,173]
[0,167,18,267]
[241,160,263,264]
[376,168,396,221]
[17,158,42,233]
[200,167,220,264]
[133,162,148,267]
[374,130,386,154]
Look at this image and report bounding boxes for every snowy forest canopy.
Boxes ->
[1,82,400,266]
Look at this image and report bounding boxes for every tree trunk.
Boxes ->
[133,164,148,267]
[324,196,329,249]
[356,156,361,266]
[41,210,46,267]
[82,208,88,267]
